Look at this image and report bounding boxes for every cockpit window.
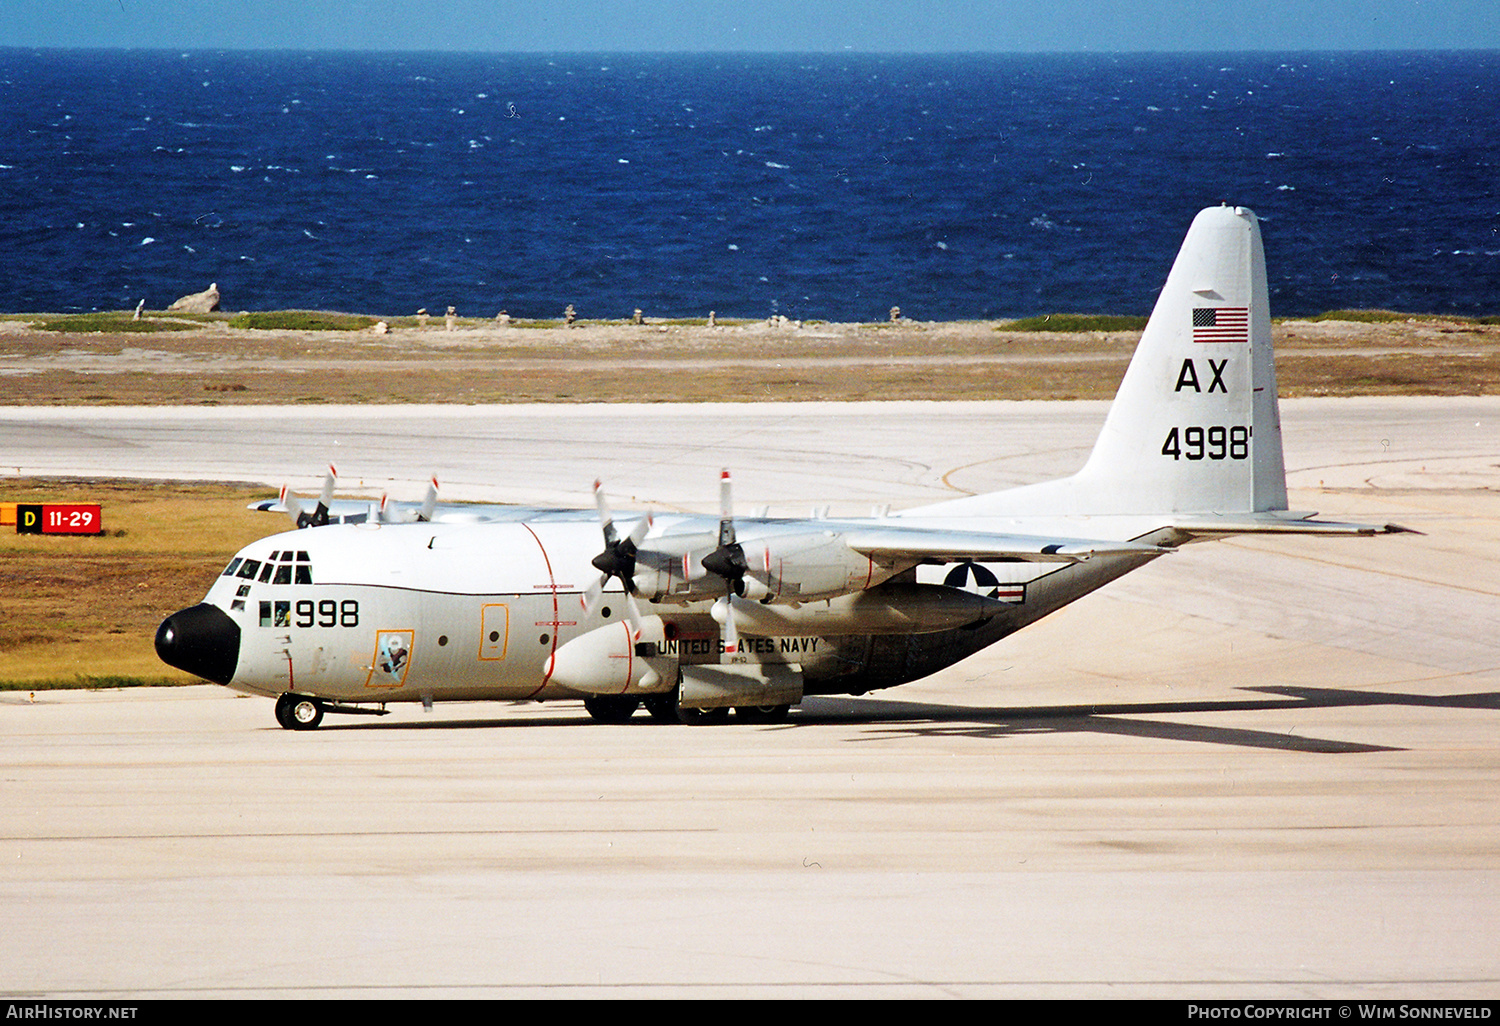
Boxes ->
[234,551,314,586]
[275,550,313,583]
[222,557,243,577]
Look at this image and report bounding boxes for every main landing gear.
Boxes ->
[581,695,639,724]
[582,692,792,726]
[731,704,791,724]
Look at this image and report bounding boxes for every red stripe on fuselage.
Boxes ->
[523,523,559,697]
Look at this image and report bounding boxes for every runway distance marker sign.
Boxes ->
[8,503,104,535]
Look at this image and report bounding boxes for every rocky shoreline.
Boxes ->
[1,312,1497,405]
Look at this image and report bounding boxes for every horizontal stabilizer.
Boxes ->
[845,527,1171,564]
[1166,513,1420,540]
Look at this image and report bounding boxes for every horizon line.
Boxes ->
[4,44,1500,56]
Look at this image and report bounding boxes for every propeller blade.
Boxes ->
[712,595,740,656]
[310,463,337,527]
[622,590,646,642]
[279,484,306,529]
[624,509,652,548]
[581,570,646,640]
[581,574,606,615]
[593,479,618,545]
[717,469,735,547]
[418,476,438,522]
[723,598,739,656]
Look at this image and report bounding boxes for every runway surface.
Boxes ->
[1,398,1498,998]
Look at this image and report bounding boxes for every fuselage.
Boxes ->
[155,515,1163,707]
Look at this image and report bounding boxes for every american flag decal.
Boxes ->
[1193,306,1249,343]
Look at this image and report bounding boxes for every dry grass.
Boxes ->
[0,479,271,687]
[2,315,1497,405]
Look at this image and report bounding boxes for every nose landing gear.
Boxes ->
[274,693,324,730]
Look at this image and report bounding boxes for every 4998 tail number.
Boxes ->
[1161,425,1251,461]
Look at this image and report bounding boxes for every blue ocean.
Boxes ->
[1,49,1497,320]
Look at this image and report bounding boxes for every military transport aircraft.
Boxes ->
[156,205,1407,729]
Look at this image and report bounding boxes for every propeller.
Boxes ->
[700,470,745,656]
[582,479,651,639]
[281,464,338,529]
[373,475,437,524]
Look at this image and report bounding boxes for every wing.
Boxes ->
[248,498,594,525]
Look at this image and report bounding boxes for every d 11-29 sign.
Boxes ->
[14,504,103,535]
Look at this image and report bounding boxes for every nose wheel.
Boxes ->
[275,693,324,730]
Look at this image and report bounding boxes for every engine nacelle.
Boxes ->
[712,582,1011,637]
[634,529,890,605]
[543,616,675,696]
[629,532,717,604]
[750,531,883,602]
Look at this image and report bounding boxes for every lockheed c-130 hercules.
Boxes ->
[155,205,1409,729]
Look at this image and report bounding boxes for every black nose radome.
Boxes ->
[155,603,241,685]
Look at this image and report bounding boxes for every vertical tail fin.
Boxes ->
[910,205,1288,519]
[1074,204,1286,514]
